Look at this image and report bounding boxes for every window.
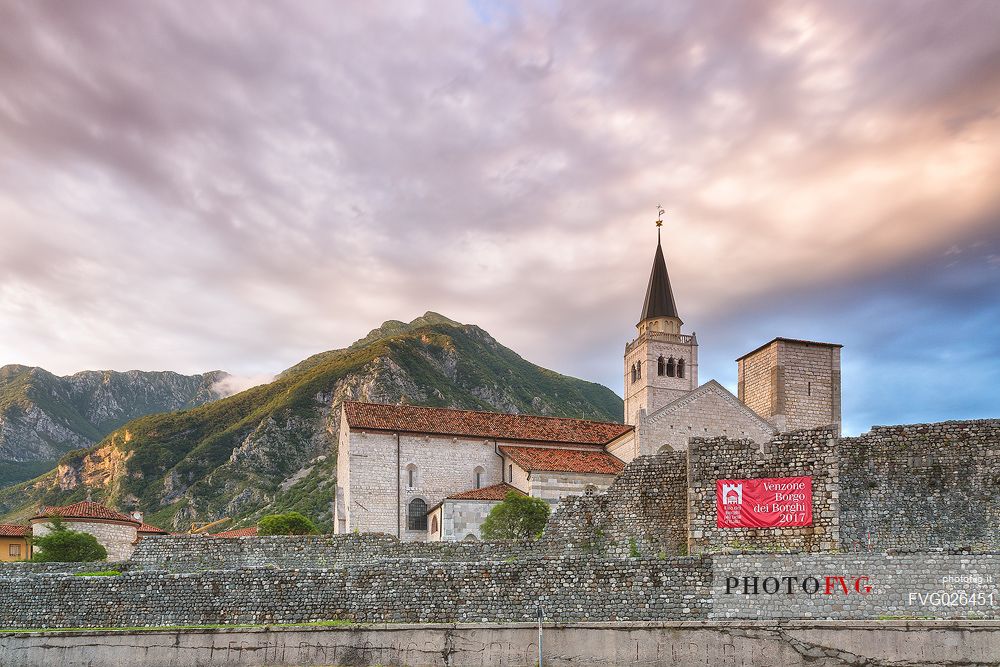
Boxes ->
[508,463,513,482]
[807,381,812,396]
[666,357,676,377]
[9,544,20,558]
[474,466,485,489]
[406,464,417,489]
[677,358,685,379]
[407,498,428,531]
[657,356,665,376]
[636,360,641,379]
[431,515,439,534]
[630,363,636,383]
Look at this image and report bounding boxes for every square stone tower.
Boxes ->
[736,337,842,434]
[624,231,698,425]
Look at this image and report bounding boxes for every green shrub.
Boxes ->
[480,491,550,540]
[257,512,320,536]
[73,570,121,577]
[31,517,107,562]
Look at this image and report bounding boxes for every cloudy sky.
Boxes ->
[1,1,998,434]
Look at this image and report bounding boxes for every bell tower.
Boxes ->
[624,210,698,425]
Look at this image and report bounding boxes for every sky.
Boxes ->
[1,1,998,435]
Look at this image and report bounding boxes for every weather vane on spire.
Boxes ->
[655,205,665,241]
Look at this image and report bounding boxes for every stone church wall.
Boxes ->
[839,420,1000,552]
[639,384,775,454]
[687,429,840,554]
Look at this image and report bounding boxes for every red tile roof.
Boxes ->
[0,524,27,537]
[446,482,525,501]
[137,522,169,535]
[344,401,632,446]
[32,501,139,524]
[212,526,258,538]
[499,445,625,475]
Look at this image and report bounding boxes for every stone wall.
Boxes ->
[129,534,542,571]
[5,549,1000,629]
[687,428,840,553]
[839,420,1000,552]
[542,452,688,557]
[711,552,1000,620]
[0,556,713,628]
[737,339,841,434]
[638,381,775,454]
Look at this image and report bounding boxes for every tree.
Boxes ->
[31,516,108,562]
[257,512,320,536]
[480,491,551,540]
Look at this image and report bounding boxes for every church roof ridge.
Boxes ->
[639,237,680,325]
[343,401,632,446]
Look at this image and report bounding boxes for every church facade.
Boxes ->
[334,231,842,541]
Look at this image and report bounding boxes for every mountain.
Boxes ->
[0,313,623,531]
[0,366,226,487]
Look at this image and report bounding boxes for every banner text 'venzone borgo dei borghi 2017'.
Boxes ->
[716,477,812,528]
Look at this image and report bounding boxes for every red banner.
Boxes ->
[716,476,813,528]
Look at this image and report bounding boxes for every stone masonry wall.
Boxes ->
[711,552,1000,620]
[5,550,1000,628]
[638,381,775,454]
[0,556,713,628]
[542,452,689,557]
[840,420,1000,552]
[687,428,840,553]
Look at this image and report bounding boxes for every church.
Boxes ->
[334,228,842,541]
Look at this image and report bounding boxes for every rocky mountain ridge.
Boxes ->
[0,365,226,486]
[0,313,623,532]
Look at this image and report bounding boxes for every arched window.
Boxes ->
[666,357,676,377]
[431,514,439,534]
[473,466,485,489]
[463,533,479,541]
[677,358,685,379]
[636,360,641,379]
[407,498,427,531]
[405,464,417,489]
[630,363,636,383]
[657,356,665,376]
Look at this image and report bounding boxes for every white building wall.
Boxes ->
[528,471,617,505]
[502,456,530,492]
[606,432,637,464]
[398,433,503,542]
[31,520,138,561]
[439,499,500,541]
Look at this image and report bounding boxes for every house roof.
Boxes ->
[499,445,625,475]
[639,236,680,324]
[32,501,139,525]
[212,526,258,538]
[344,401,632,446]
[0,524,27,537]
[446,482,525,501]
[137,522,169,535]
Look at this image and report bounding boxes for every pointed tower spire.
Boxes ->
[639,207,681,326]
